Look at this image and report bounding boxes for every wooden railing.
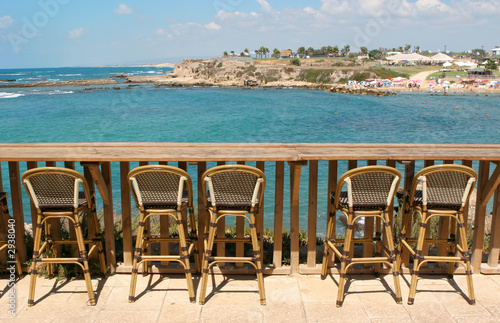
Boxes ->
[1,143,499,275]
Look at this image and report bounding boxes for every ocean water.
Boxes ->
[1,67,499,232]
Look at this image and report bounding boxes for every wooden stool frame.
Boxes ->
[199,165,266,305]
[321,165,402,307]
[397,164,477,305]
[22,167,106,306]
[128,165,199,303]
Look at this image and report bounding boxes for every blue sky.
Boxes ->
[0,0,499,68]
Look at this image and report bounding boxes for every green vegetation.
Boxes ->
[370,67,409,79]
[290,58,301,66]
[428,70,467,80]
[296,69,332,84]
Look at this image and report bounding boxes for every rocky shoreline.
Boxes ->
[2,58,497,96]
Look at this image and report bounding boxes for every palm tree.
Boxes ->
[398,46,403,53]
[342,45,350,56]
[326,45,333,56]
[297,47,306,57]
[273,48,280,58]
[307,47,314,56]
[264,47,270,58]
[255,49,261,58]
[414,46,420,53]
[332,45,339,56]
[223,51,228,57]
[360,46,368,55]
[404,44,411,53]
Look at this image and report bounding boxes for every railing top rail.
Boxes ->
[0,142,499,162]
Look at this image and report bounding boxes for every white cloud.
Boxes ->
[115,4,133,15]
[0,16,14,29]
[256,0,273,14]
[155,28,173,39]
[68,27,85,39]
[205,22,221,30]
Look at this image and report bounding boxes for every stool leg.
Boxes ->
[457,211,475,304]
[321,213,336,279]
[383,211,402,304]
[129,211,146,303]
[199,210,217,305]
[188,207,200,273]
[44,220,53,277]
[90,205,107,275]
[408,210,427,305]
[176,210,196,303]
[28,213,43,307]
[73,211,96,306]
[250,211,266,305]
[337,210,353,307]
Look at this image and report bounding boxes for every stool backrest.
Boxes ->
[128,165,192,208]
[335,166,401,210]
[22,167,89,210]
[202,165,266,209]
[411,164,476,209]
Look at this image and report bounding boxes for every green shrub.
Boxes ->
[297,69,332,84]
[290,58,301,66]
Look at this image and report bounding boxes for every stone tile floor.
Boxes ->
[1,272,499,322]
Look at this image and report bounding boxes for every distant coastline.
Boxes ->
[1,58,499,96]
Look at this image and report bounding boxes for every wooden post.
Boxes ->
[216,161,226,268]
[8,162,27,264]
[327,160,338,267]
[471,161,489,272]
[235,161,245,268]
[289,161,306,273]
[486,184,500,269]
[120,162,133,266]
[273,161,285,269]
[307,160,318,267]
[401,161,415,267]
[256,161,265,264]
[197,162,207,266]
[102,162,116,272]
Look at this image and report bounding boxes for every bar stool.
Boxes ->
[22,167,106,306]
[199,165,266,305]
[128,165,199,303]
[397,164,476,305]
[0,192,23,276]
[321,165,402,307]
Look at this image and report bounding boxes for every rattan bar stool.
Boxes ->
[321,165,402,307]
[128,165,199,303]
[199,165,266,305]
[22,167,106,306]
[397,164,476,305]
[0,192,23,276]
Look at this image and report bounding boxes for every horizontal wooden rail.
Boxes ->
[0,143,499,276]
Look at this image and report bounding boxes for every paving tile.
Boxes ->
[357,292,408,319]
[103,285,166,311]
[402,301,454,323]
[297,274,339,302]
[95,310,160,322]
[434,291,491,317]
[302,300,369,323]
[199,292,265,322]
[157,301,202,322]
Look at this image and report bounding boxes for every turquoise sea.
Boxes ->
[1,67,499,232]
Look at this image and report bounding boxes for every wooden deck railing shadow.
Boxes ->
[0,143,499,276]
